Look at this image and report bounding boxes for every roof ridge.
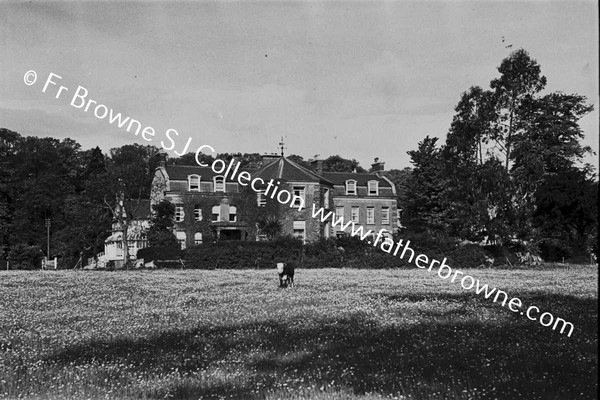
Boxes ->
[284,157,335,185]
[321,171,378,175]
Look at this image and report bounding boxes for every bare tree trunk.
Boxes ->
[505,109,514,172]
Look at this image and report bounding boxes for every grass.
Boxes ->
[0,266,597,399]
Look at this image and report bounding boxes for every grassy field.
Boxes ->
[0,266,597,400]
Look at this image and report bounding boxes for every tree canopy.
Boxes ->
[402,48,596,259]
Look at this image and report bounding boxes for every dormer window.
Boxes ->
[368,180,379,196]
[188,175,200,191]
[345,180,357,195]
[214,176,225,192]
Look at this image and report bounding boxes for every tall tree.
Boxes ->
[445,86,496,165]
[405,137,448,233]
[0,129,22,260]
[489,49,547,171]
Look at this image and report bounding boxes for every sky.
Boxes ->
[1,1,598,171]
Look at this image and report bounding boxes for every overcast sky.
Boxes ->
[1,1,598,171]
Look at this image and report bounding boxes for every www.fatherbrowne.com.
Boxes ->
[311,204,575,337]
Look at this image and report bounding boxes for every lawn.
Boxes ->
[0,266,597,399]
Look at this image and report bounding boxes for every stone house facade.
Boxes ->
[320,161,398,239]
[150,153,400,247]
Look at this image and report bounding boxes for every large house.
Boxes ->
[150,152,400,247]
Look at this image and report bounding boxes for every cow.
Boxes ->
[276,261,295,288]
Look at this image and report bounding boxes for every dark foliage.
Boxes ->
[147,200,179,247]
[183,237,303,269]
[177,234,502,270]
[7,243,44,270]
[136,246,184,263]
[322,155,367,173]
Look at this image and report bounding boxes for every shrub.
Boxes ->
[7,244,44,270]
[483,244,519,267]
[447,243,493,269]
[137,246,184,263]
[538,238,571,262]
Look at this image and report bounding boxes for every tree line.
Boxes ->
[0,131,371,268]
[399,49,597,261]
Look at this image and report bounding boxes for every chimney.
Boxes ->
[261,153,279,168]
[310,159,323,174]
[157,150,168,167]
[371,157,385,173]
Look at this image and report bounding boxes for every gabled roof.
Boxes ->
[320,172,393,188]
[164,165,255,181]
[254,156,334,185]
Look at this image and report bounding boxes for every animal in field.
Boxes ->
[276,261,295,288]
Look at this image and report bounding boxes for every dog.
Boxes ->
[276,261,295,288]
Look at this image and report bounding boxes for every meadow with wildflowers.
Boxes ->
[0,266,597,399]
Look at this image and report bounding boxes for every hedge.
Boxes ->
[183,237,303,269]
[138,235,512,270]
[136,246,184,263]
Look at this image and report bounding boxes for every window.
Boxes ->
[194,232,203,245]
[368,180,379,196]
[351,207,359,223]
[176,231,186,249]
[194,205,202,221]
[257,191,266,207]
[188,175,200,191]
[293,186,305,207]
[175,205,184,222]
[214,176,225,192]
[225,183,239,193]
[229,205,237,222]
[382,207,390,225]
[212,205,220,222]
[346,180,357,195]
[293,221,306,242]
[324,188,330,209]
[367,207,375,224]
[335,206,344,220]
